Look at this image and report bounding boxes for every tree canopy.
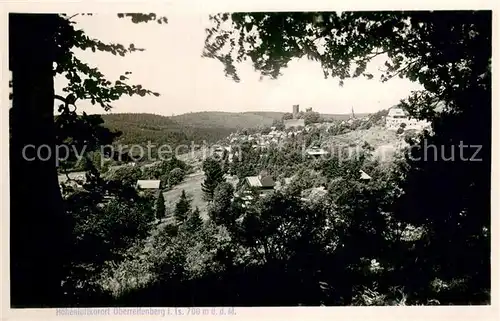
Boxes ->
[9,13,168,307]
[203,10,491,303]
[201,158,226,201]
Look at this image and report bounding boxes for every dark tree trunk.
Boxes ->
[9,13,70,307]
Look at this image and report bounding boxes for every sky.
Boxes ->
[54,13,424,116]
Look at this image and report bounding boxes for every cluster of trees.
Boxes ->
[201,158,226,201]
[103,144,480,306]
[227,142,261,179]
[171,111,282,130]
[103,157,189,190]
[271,119,285,131]
[60,163,157,304]
[189,10,494,305]
[259,145,310,179]
[102,113,235,159]
[58,155,193,301]
[100,157,190,221]
[369,109,390,126]
[282,109,322,125]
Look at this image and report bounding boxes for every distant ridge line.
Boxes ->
[94,111,372,118]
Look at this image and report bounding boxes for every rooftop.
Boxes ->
[387,107,409,118]
[359,170,372,180]
[136,180,161,189]
[306,148,329,155]
[245,175,275,189]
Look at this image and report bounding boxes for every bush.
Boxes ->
[107,166,142,186]
[168,168,186,186]
[63,184,155,300]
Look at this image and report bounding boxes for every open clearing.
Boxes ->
[163,170,207,218]
[323,126,406,162]
[162,170,239,221]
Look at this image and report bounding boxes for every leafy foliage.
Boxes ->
[62,167,155,302]
[155,192,166,220]
[105,165,143,186]
[175,190,192,223]
[9,12,168,306]
[202,10,491,305]
[201,158,225,201]
[186,207,204,233]
[209,182,236,227]
[167,168,186,187]
[303,110,322,125]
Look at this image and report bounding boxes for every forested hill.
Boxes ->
[322,113,371,121]
[99,111,372,147]
[171,111,372,128]
[100,112,284,147]
[170,111,284,129]
[100,113,235,146]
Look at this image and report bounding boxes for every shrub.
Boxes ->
[168,168,185,186]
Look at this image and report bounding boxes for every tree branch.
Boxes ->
[67,13,80,21]
[383,59,420,82]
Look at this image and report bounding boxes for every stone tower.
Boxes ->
[292,104,299,119]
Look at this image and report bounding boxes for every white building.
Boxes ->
[305,147,329,158]
[385,107,430,131]
[136,180,161,190]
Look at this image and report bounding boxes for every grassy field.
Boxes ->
[325,126,399,147]
[162,169,239,221]
[163,171,208,219]
[323,126,404,161]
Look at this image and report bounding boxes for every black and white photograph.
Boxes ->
[3,0,497,317]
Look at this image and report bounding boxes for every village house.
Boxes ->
[136,179,161,197]
[242,172,275,193]
[242,171,276,202]
[305,146,329,158]
[385,106,430,131]
[238,171,276,207]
